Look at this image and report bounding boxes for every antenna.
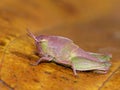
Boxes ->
[27,29,39,42]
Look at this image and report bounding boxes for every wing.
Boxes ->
[71,48,102,62]
[87,52,112,62]
[71,56,111,71]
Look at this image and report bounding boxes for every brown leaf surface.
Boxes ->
[0,0,120,90]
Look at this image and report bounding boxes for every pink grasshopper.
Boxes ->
[28,30,111,75]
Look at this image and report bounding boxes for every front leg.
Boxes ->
[31,55,53,66]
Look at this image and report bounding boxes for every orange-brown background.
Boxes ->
[0,0,120,90]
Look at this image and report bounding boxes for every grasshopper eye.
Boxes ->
[41,39,47,42]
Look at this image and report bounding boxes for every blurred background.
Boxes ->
[0,0,120,31]
[0,0,120,50]
[0,0,120,90]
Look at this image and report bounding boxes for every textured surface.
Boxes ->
[0,0,120,90]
